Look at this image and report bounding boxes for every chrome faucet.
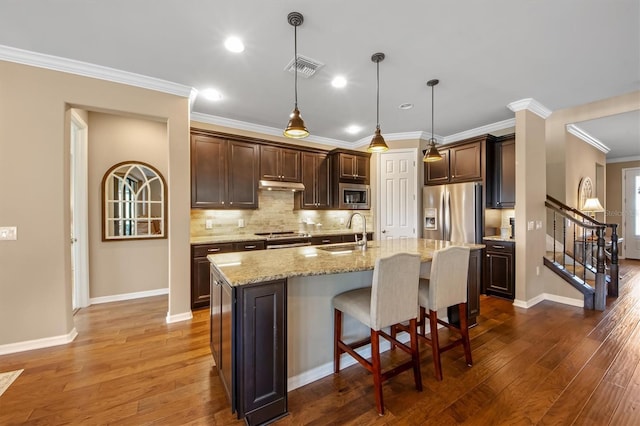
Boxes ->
[347,212,367,248]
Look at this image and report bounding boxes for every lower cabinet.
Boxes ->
[192,241,265,309]
[210,268,288,426]
[483,239,515,299]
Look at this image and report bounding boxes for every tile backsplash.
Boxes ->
[484,208,515,236]
[191,190,374,237]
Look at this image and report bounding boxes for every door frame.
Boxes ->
[375,148,420,239]
[622,166,640,259]
[70,109,90,309]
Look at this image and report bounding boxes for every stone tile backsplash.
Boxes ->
[191,190,373,237]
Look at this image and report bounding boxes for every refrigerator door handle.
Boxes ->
[440,190,446,240]
[444,190,452,241]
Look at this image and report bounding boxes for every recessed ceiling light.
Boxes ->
[331,76,347,88]
[201,88,223,101]
[224,36,245,53]
[346,125,362,134]
[399,103,414,110]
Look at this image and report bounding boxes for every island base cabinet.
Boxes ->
[210,269,288,426]
[447,248,481,327]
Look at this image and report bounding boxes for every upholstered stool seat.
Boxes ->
[333,252,422,415]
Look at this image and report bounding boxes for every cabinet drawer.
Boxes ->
[193,243,235,257]
[484,240,515,253]
[311,235,343,245]
[234,241,266,251]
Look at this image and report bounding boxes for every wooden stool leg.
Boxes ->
[371,330,384,415]
[429,309,443,381]
[458,302,473,367]
[334,309,342,373]
[409,318,422,391]
[419,306,427,337]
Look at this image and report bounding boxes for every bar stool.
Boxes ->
[418,245,472,380]
[332,252,422,415]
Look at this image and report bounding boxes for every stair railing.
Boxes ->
[545,195,619,310]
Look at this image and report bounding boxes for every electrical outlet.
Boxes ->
[238,219,245,228]
[0,226,17,240]
[536,220,542,230]
[527,221,534,231]
[536,266,540,276]
[339,218,345,225]
[205,220,213,229]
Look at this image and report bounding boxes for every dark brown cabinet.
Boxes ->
[331,150,370,183]
[424,136,491,185]
[447,248,482,326]
[309,232,374,245]
[488,134,515,208]
[260,145,301,182]
[210,272,288,426]
[191,241,265,309]
[297,152,331,209]
[483,239,515,299]
[191,132,259,209]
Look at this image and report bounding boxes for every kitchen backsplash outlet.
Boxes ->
[191,190,373,238]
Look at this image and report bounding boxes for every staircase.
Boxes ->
[544,195,620,310]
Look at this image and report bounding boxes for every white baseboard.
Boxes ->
[89,288,168,305]
[166,311,193,324]
[288,332,411,391]
[0,327,78,355]
[513,293,583,309]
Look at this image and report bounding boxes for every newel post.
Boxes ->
[609,224,619,297]
[594,226,606,311]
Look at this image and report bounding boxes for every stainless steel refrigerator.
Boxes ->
[423,182,483,244]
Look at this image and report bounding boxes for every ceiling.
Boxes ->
[0,1,638,158]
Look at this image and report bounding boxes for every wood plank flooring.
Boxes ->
[1,259,639,425]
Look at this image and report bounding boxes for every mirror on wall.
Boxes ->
[102,161,166,241]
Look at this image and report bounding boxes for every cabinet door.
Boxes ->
[260,145,281,181]
[483,242,515,299]
[209,272,222,366]
[193,256,214,309]
[228,140,259,208]
[447,248,481,326]
[354,154,370,182]
[338,153,356,180]
[238,280,287,424]
[424,149,450,185]
[280,148,301,182]
[450,142,481,182]
[300,152,319,209]
[191,134,226,208]
[497,140,516,208]
[315,153,331,208]
[220,280,234,407]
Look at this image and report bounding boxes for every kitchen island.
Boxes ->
[208,238,483,425]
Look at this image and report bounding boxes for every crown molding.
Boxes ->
[443,118,516,144]
[606,155,640,164]
[507,98,552,119]
[190,112,353,148]
[566,124,610,154]
[0,44,193,98]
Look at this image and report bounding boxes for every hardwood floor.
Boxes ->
[1,260,639,425]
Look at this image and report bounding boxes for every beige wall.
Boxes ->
[564,133,606,209]
[88,112,169,298]
[0,61,190,346]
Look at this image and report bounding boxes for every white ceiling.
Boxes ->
[0,0,638,157]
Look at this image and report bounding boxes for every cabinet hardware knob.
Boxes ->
[245,245,256,249]
[322,239,330,243]
[229,202,233,205]
[493,245,505,249]
[382,230,386,233]
[221,201,225,205]
[208,248,221,252]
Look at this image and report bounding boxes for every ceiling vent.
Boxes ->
[285,55,324,78]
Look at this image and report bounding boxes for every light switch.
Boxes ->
[205,220,213,229]
[527,221,534,231]
[536,220,542,229]
[0,226,17,240]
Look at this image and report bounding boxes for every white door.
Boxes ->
[378,150,418,240]
[623,167,640,259]
[71,110,90,310]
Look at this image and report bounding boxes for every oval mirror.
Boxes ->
[102,161,167,241]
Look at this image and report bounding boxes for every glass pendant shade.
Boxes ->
[368,127,388,152]
[423,139,443,162]
[284,107,309,138]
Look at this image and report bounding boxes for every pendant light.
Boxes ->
[423,79,443,162]
[367,52,389,153]
[283,12,309,139]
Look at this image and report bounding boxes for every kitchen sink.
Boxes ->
[317,243,374,253]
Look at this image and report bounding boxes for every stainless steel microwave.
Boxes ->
[338,183,370,209]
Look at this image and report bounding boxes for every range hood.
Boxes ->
[259,180,305,192]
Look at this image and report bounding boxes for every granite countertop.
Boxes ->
[208,238,484,286]
[190,229,366,245]
[483,235,516,243]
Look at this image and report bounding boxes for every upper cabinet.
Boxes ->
[330,149,371,183]
[191,132,259,209]
[296,152,331,209]
[260,145,301,182]
[424,135,492,186]
[487,134,516,208]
